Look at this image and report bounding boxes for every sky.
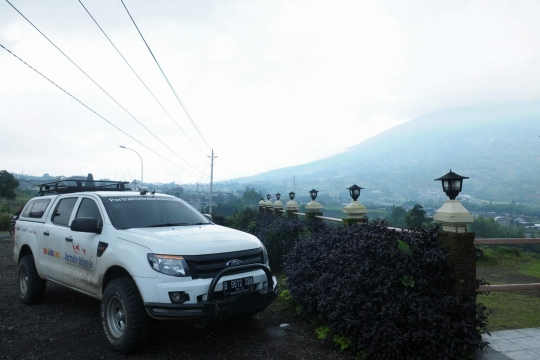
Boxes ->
[1,0,539,185]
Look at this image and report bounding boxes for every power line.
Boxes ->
[121,0,212,150]
[5,0,205,177]
[0,42,202,178]
[78,0,207,157]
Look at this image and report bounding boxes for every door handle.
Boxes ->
[65,236,73,242]
[43,231,49,236]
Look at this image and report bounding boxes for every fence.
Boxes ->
[259,204,540,295]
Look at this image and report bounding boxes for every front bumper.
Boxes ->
[145,264,278,320]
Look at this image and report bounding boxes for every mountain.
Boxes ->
[228,102,540,204]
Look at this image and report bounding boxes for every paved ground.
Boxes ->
[476,328,540,359]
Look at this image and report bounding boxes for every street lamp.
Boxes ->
[347,184,364,201]
[288,192,296,201]
[119,146,143,189]
[266,194,271,200]
[434,169,469,200]
[308,189,319,201]
[275,193,281,201]
[433,169,474,233]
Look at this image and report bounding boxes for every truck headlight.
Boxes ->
[262,245,269,266]
[147,254,191,277]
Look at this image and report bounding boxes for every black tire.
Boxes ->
[9,223,14,235]
[18,255,46,304]
[101,278,149,353]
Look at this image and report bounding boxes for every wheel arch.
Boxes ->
[102,265,133,294]
[18,244,33,263]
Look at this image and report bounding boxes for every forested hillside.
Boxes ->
[230,102,540,204]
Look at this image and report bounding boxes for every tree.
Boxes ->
[0,170,20,204]
[241,187,262,205]
[388,206,407,228]
[405,204,428,229]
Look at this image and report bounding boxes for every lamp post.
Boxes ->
[433,170,474,233]
[273,193,283,216]
[264,194,273,212]
[119,146,143,189]
[342,184,368,225]
[207,150,218,215]
[306,188,323,217]
[285,191,299,218]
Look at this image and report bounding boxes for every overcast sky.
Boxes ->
[1,0,539,184]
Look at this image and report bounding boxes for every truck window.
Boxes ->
[52,198,78,226]
[76,198,103,228]
[22,199,51,219]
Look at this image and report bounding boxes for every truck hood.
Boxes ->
[116,224,262,255]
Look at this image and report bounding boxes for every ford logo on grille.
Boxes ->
[226,259,243,267]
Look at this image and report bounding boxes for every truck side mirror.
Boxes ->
[203,214,213,222]
[71,217,102,234]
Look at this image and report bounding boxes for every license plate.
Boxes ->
[223,276,254,295]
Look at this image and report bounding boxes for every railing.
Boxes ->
[474,237,540,292]
[270,206,540,293]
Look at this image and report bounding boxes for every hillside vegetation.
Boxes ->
[229,102,540,205]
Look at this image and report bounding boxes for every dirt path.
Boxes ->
[0,240,352,360]
[477,263,540,297]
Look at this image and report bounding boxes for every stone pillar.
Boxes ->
[341,200,368,226]
[305,200,323,220]
[433,200,474,233]
[285,199,299,219]
[273,199,283,216]
[258,199,266,214]
[437,231,477,297]
[264,199,273,214]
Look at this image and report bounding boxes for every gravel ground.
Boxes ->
[0,238,352,360]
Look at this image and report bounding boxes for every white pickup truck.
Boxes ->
[13,179,277,353]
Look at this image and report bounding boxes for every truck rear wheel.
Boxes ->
[101,278,149,353]
[18,255,46,304]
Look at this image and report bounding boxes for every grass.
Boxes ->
[477,248,540,331]
[478,291,540,331]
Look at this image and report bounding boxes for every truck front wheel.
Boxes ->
[101,278,149,353]
[18,255,46,304]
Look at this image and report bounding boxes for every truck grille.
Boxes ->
[184,248,264,279]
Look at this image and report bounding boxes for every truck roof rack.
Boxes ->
[38,179,132,196]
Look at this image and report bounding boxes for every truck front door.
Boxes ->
[41,197,78,283]
[62,197,102,295]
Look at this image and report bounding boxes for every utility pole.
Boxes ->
[207,150,218,214]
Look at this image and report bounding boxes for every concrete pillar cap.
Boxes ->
[306,200,323,212]
[342,200,368,218]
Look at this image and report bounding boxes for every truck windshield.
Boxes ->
[103,196,211,230]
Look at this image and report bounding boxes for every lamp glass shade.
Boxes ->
[346,184,363,201]
[276,193,281,200]
[443,180,450,191]
[451,179,461,191]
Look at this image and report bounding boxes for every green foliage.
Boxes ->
[241,187,263,206]
[224,207,258,232]
[279,289,292,301]
[405,204,429,229]
[469,216,526,238]
[397,239,411,254]
[400,274,415,288]
[477,246,540,265]
[249,214,305,271]
[388,206,407,228]
[333,334,353,351]
[0,213,11,231]
[0,170,19,204]
[316,326,331,340]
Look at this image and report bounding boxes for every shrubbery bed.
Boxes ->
[284,220,488,359]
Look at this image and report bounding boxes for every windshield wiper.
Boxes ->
[147,223,188,228]
[189,222,211,225]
